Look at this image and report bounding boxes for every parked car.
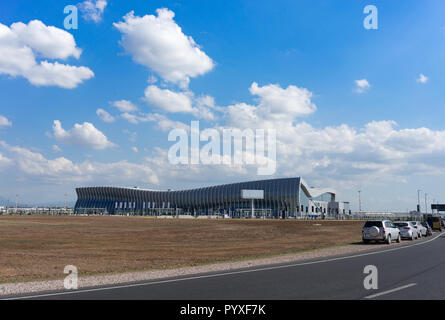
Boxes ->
[421,221,433,236]
[362,220,401,244]
[410,221,427,237]
[394,221,419,240]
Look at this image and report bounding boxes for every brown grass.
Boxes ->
[0,215,364,283]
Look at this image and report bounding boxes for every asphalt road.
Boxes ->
[6,232,445,300]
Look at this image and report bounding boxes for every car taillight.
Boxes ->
[382,228,385,234]
[404,227,410,230]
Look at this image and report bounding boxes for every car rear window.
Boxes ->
[394,223,408,227]
[364,221,383,228]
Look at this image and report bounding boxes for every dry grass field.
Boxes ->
[0,215,364,283]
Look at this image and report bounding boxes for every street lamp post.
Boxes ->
[417,189,422,214]
[424,193,428,215]
[358,190,362,214]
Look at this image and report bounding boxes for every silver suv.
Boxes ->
[362,220,401,244]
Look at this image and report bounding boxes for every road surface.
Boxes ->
[5,233,445,300]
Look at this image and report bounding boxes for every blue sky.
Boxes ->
[0,0,445,211]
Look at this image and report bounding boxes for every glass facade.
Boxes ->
[74,177,341,217]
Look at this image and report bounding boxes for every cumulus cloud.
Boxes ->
[96,108,115,123]
[0,20,93,88]
[10,20,81,59]
[204,81,445,189]
[52,120,116,150]
[78,0,107,23]
[25,61,94,88]
[417,73,429,84]
[143,86,216,120]
[0,115,12,128]
[96,80,445,192]
[144,85,194,113]
[225,82,316,129]
[355,79,370,93]
[112,100,138,112]
[250,82,316,118]
[120,112,189,131]
[0,141,158,185]
[273,120,445,187]
[113,9,214,87]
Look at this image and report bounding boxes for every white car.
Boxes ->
[362,220,401,244]
[394,221,419,240]
[410,221,427,237]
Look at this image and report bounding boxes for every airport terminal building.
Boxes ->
[74,177,350,218]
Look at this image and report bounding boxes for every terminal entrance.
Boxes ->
[233,208,273,219]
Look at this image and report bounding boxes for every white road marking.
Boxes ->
[4,233,443,300]
[364,283,417,299]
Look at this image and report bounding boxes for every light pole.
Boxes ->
[417,189,422,214]
[358,190,362,213]
[424,193,428,215]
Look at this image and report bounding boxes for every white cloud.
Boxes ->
[96,108,115,123]
[144,85,194,113]
[149,114,190,132]
[225,82,316,129]
[355,79,370,93]
[114,9,214,87]
[0,20,93,88]
[143,86,216,120]
[78,0,108,23]
[120,112,141,125]
[10,20,81,59]
[0,152,12,168]
[0,141,158,185]
[52,145,62,153]
[104,81,445,194]
[112,100,138,112]
[25,61,94,89]
[250,82,316,118]
[52,120,116,150]
[211,81,445,189]
[0,115,12,128]
[131,146,138,153]
[417,73,429,84]
[120,112,189,131]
